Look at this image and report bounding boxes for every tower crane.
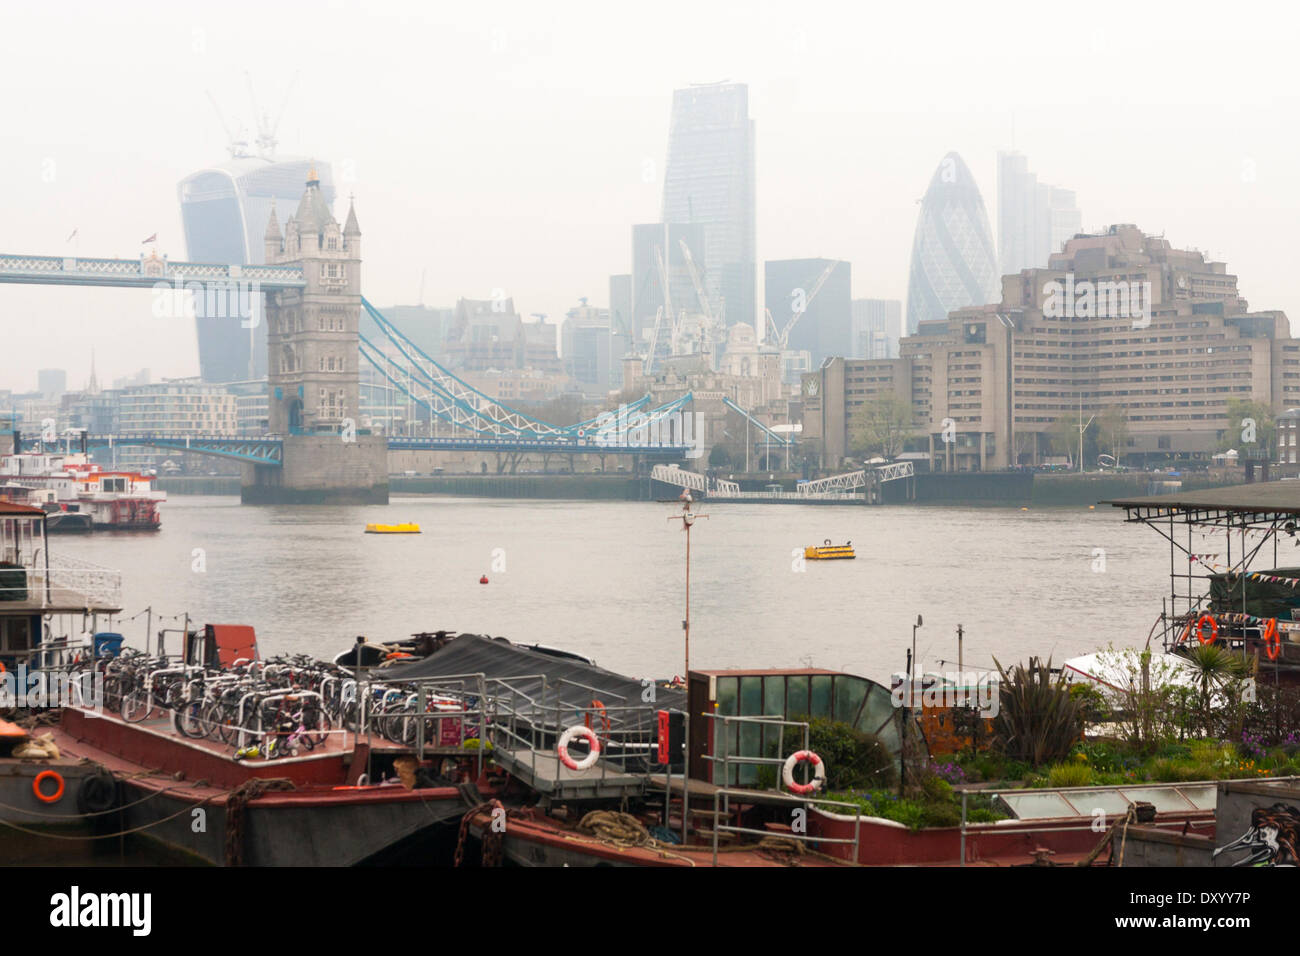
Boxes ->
[643,246,674,374]
[678,239,722,361]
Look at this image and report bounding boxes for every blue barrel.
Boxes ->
[93,632,125,659]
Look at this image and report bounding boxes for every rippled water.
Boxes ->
[60,495,1187,685]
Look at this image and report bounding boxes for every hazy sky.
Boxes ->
[2,0,1298,390]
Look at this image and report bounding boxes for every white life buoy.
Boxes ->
[557,725,601,771]
[782,749,826,795]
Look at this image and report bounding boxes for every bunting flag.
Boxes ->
[1230,571,1300,589]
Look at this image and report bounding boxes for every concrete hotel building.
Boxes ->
[804,224,1300,471]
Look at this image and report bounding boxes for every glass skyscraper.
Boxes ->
[177,158,336,383]
[661,83,756,330]
[904,152,999,333]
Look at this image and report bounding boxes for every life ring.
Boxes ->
[1176,620,1193,645]
[1263,618,1281,661]
[557,725,600,772]
[33,770,64,804]
[782,750,826,795]
[584,699,611,735]
[1196,614,1218,645]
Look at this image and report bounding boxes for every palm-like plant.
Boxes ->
[1184,642,1250,737]
[991,657,1085,767]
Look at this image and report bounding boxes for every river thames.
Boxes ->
[62,495,1205,685]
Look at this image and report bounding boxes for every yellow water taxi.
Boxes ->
[364,522,422,534]
[804,539,855,560]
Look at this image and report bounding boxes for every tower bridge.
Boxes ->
[2,170,789,503]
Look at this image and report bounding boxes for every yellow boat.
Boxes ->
[804,539,855,560]
[364,522,421,534]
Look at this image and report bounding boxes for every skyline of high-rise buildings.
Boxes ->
[661,82,756,330]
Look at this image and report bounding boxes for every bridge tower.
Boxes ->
[242,169,388,503]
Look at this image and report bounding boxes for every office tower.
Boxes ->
[905,152,999,332]
[661,82,756,329]
[998,151,1083,276]
[851,299,903,359]
[37,369,67,400]
[764,258,852,369]
[609,274,632,338]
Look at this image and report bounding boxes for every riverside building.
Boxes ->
[804,224,1299,471]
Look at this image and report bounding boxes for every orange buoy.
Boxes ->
[479,575,489,584]
[33,770,64,804]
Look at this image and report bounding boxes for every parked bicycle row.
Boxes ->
[67,649,484,757]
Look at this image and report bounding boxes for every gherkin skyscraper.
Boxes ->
[904,152,999,333]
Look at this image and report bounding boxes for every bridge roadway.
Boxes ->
[0,253,306,290]
[21,433,692,466]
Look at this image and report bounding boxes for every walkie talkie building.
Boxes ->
[904,152,999,334]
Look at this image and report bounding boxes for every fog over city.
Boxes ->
[2,0,1297,387]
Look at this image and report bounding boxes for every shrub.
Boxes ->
[783,717,896,791]
[1047,763,1093,787]
[1069,682,1111,724]
[992,657,1085,766]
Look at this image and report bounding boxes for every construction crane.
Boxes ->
[678,239,723,361]
[245,70,297,159]
[642,245,675,374]
[765,260,841,351]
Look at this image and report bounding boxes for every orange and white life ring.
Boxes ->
[557,725,600,772]
[1196,614,1219,645]
[782,750,826,795]
[33,770,64,804]
[1263,618,1281,661]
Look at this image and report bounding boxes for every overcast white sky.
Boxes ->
[2,0,1298,390]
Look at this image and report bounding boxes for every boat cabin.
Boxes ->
[0,501,122,670]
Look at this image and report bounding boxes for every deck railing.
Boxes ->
[0,554,122,609]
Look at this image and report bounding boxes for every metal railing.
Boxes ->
[701,711,863,865]
[481,675,658,793]
[0,555,122,609]
[708,788,864,866]
[354,671,492,779]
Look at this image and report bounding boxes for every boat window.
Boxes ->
[810,675,832,718]
[857,685,897,736]
[787,675,809,718]
[737,720,761,785]
[715,677,737,716]
[738,676,762,716]
[764,677,785,720]
[834,676,867,726]
[1,617,31,652]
